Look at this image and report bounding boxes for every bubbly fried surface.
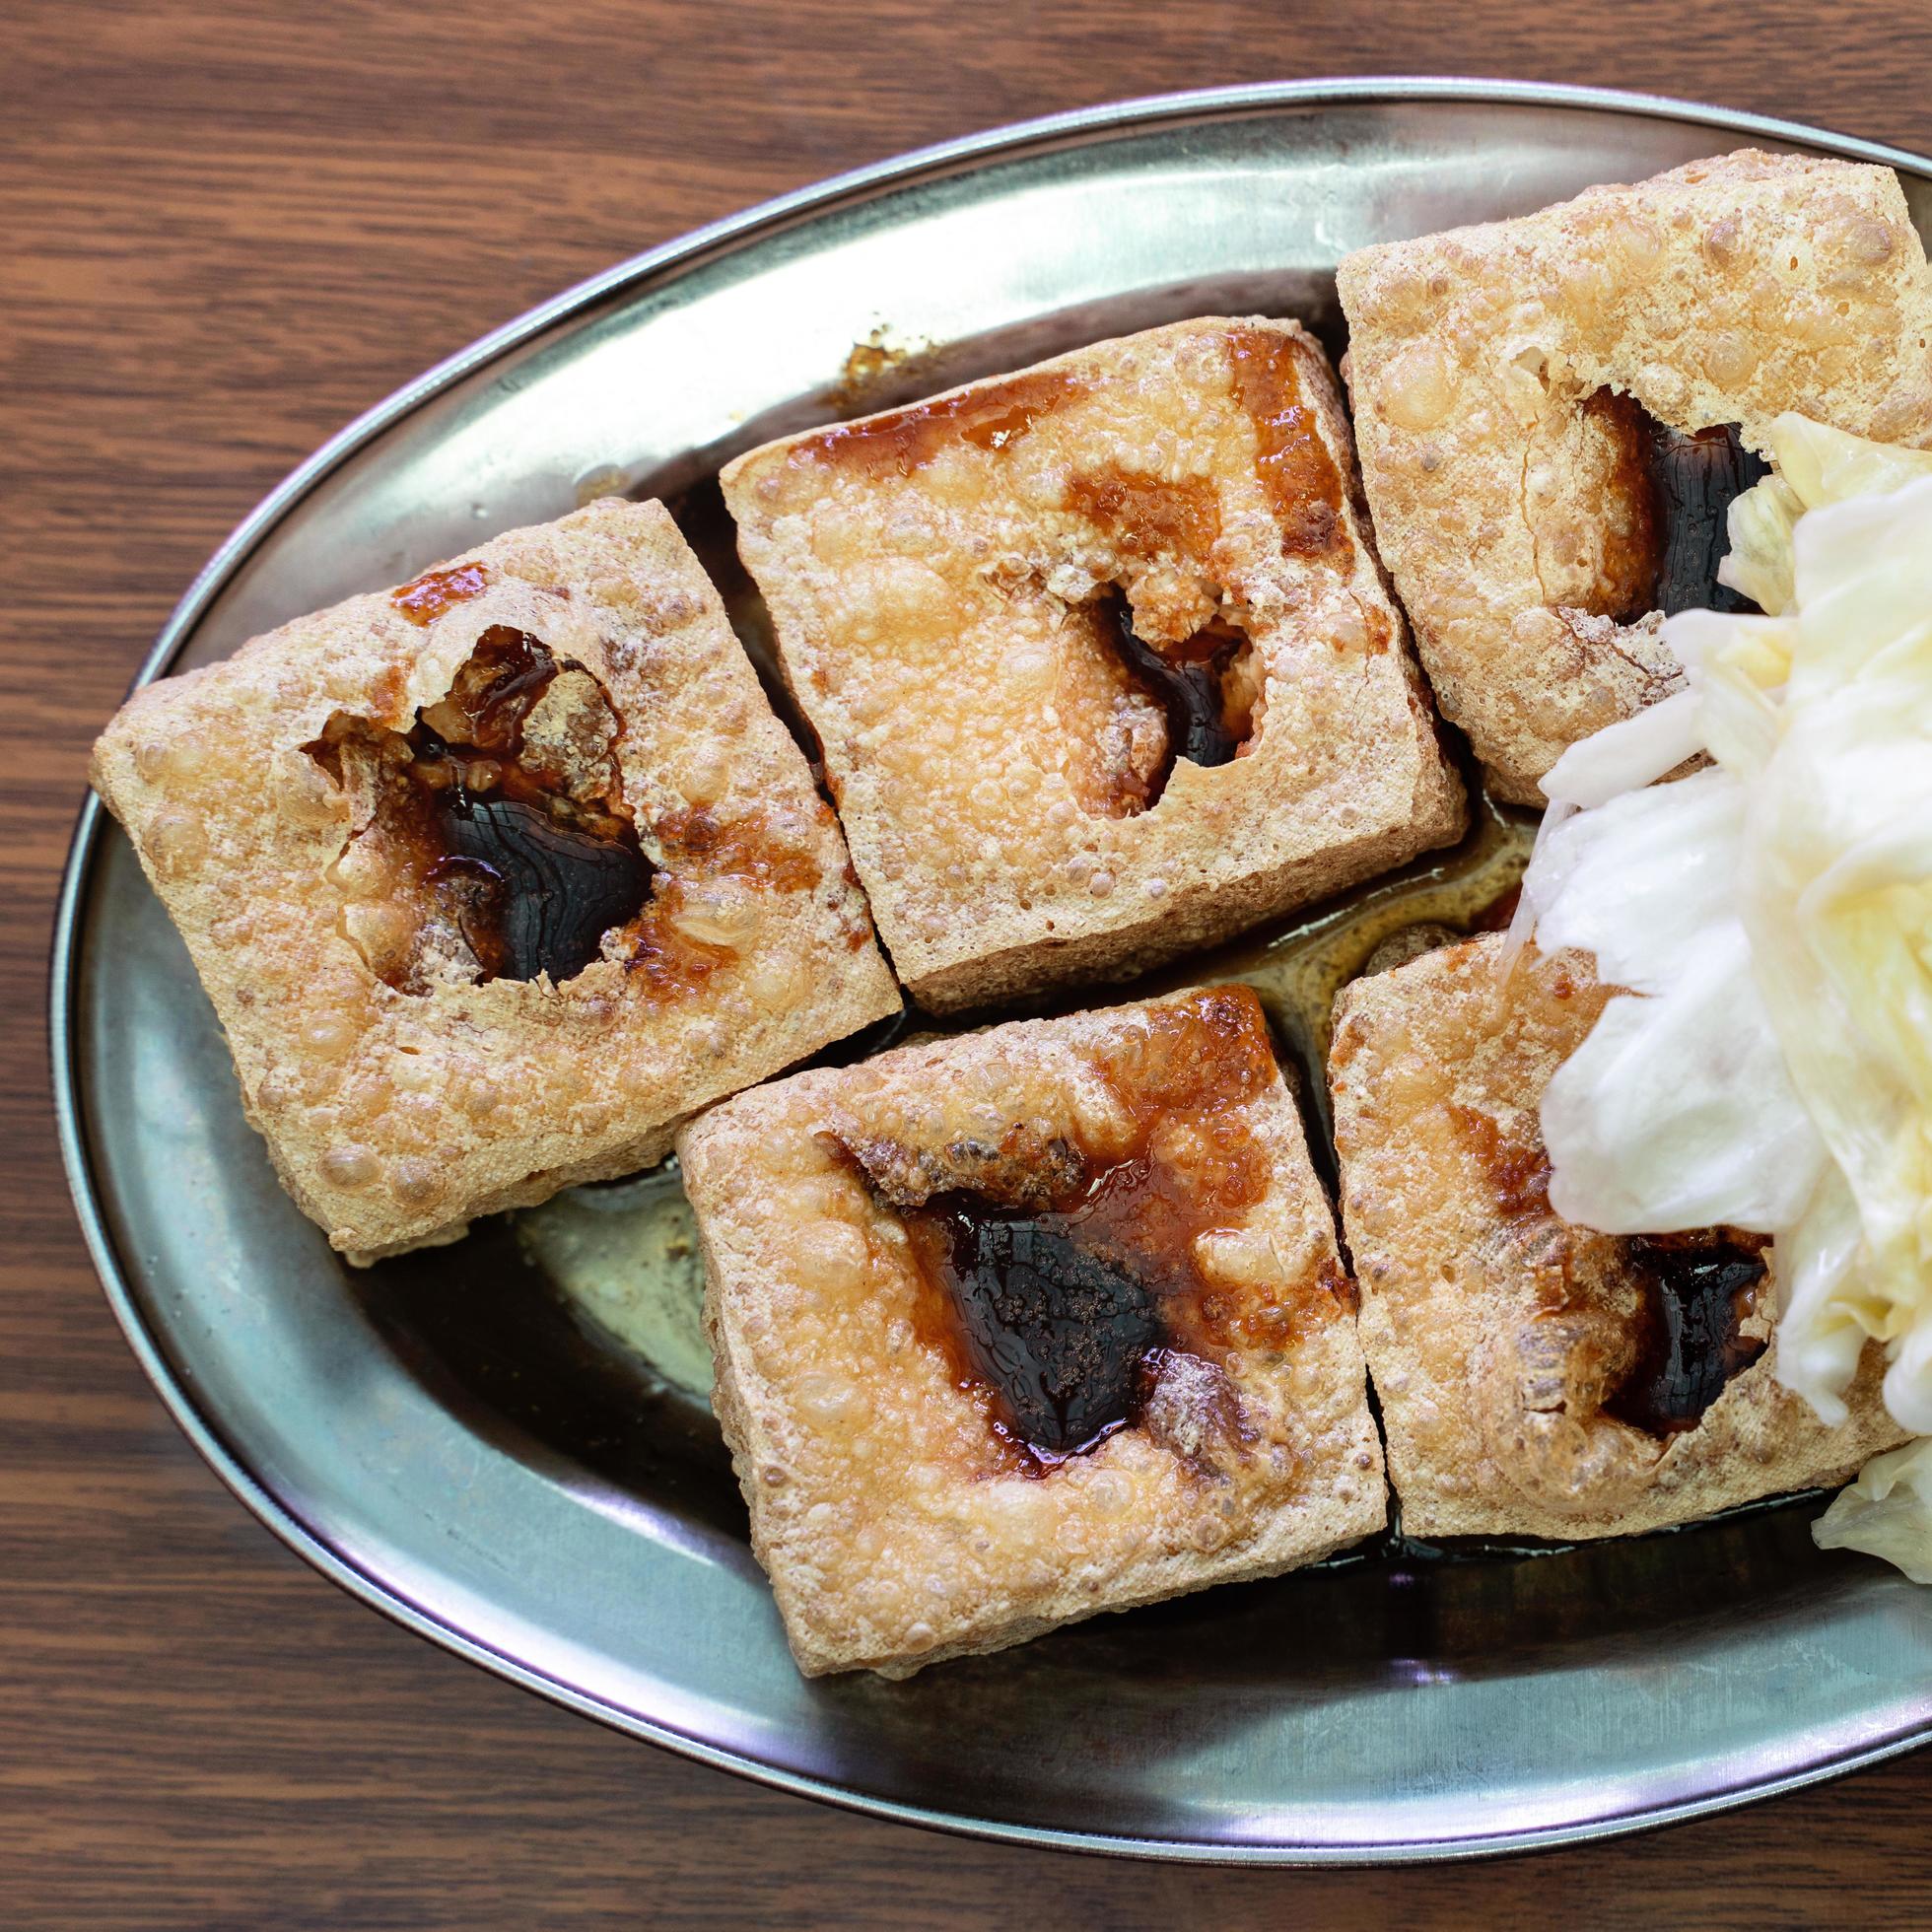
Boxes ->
[1339,150,1932,801]
[91,498,898,1261]
[1328,935,1907,1539]
[681,985,1384,1676]
[724,317,1463,1011]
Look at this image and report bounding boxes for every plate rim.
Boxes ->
[48,77,1932,1865]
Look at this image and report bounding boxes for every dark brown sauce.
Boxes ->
[1645,421,1769,616]
[1449,1099,1769,1434]
[849,988,1329,1473]
[1065,466,1222,563]
[1606,1233,1769,1437]
[427,626,559,758]
[390,560,491,626]
[623,806,832,995]
[655,804,822,891]
[827,333,941,417]
[905,1195,1165,1460]
[1094,588,1253,809]
[794,367,1081,478]
[1583,389,1768,620]
[1447,1102,1553,1221]
[624,895,734,995]
[1224,327,1351,567]
[432,797,650,984]
[617,801,831,993]
[310,627,651,989]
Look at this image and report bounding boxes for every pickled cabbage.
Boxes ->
[1514,417,1932,1453]
[1815,1436,1932,1583]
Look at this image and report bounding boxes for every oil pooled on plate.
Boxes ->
[517,1163,714,1402]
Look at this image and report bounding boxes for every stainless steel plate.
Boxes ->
[52,81,1932,1863]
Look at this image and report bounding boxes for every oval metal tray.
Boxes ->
[51,81,1932,1862]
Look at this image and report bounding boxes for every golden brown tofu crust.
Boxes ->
[723,317,1464,1011]
[1328,935,1907,1540]
[91,498,899,1261]
[1339,150,1932,802]
[680,985,1386,1677]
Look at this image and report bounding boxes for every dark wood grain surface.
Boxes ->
[7,2,1932,1924]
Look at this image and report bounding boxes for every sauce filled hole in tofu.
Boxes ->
[1085,585,1263,815]
[305,628,652,992]
[1571,390,1768,622]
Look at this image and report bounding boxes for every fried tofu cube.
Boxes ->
[680,984,1385,1676]
[723,317,1463,1011]
[1339,151,1932,802]
[1328,935,1906,1539]
[91,498,899,1261]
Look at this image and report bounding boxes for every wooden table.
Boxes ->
[7,2,1931,1922]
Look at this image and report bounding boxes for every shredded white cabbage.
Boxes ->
[1515,416,1932,1466]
